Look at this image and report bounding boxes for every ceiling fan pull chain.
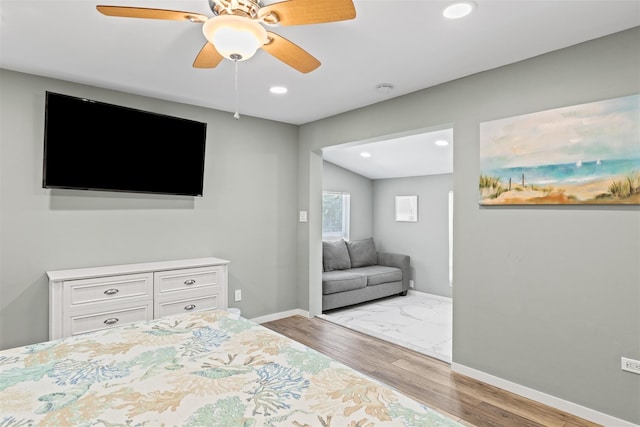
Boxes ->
[233,55,240,119]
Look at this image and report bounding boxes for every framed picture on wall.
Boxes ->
[395,195,418,222]
[479,93,640,205]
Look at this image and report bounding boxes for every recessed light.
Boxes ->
[443,1,475,19]
[360,152,371,158]
[435,140,449,147]
[270,86,287,94]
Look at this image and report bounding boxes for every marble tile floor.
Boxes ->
[319,291,453,363]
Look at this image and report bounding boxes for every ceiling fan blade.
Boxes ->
[193,43,224,69]
[259,0,355,26]
[96,6,208,23]
[262,32,320,73]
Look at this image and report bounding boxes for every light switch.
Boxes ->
[299,211,308,222]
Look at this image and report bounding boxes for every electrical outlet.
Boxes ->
[621,357,640,374]
[234,289,242,302]
[409,280,415,288]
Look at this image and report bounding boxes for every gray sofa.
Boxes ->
[322,238,410,311]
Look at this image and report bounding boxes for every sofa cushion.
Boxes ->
[323,240,351,271]
[350,265,402,286]
[322,270,367,295]
[347,238,377,268]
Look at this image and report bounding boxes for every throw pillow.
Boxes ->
[347,238,377,268]
[323,240,351,271]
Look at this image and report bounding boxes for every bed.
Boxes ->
[0,309,462,426]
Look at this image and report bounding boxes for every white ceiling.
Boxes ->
[1,0,638,127]
[323,128,454,179]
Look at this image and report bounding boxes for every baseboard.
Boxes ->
[451,362,639,427]
[408,289,452,303]
[251,309,309,324]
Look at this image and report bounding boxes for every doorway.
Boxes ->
[318,126,454,363]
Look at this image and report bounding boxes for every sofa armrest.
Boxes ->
[377,252,411,291]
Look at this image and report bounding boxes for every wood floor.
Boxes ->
[262,315,601,427]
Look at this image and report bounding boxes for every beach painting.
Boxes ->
[479,94,640,205]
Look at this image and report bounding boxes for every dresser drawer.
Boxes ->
[68,303,153,336]
[155,294,220,318]
[64,273,153,307]
[154,266,222,294]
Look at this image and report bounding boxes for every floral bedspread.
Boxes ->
[0,310,462,426]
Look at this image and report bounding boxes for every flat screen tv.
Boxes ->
[43,91,207,196]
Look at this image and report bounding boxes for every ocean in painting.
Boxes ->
[482,157,640,187]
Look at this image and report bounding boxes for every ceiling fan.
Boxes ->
[96,0,356,73]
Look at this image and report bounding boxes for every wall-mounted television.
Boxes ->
[43,91,207,196]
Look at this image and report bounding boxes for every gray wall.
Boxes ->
[373,174,453,298]
[0,69,299,350]
[298,27,640,424]
[322,161,373,240]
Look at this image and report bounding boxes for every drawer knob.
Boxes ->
[104,288,119,295]
[184,304,196,311]
[184,279,196,285]
[104,317,119,325]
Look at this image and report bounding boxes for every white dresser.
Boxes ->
[48,257,229,340]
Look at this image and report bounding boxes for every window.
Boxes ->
[322,191,350,241]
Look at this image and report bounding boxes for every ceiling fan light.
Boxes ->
[202,15,267,61]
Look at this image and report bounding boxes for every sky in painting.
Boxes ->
[480,94,640,170]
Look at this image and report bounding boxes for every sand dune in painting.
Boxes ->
[480,173,640,205]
